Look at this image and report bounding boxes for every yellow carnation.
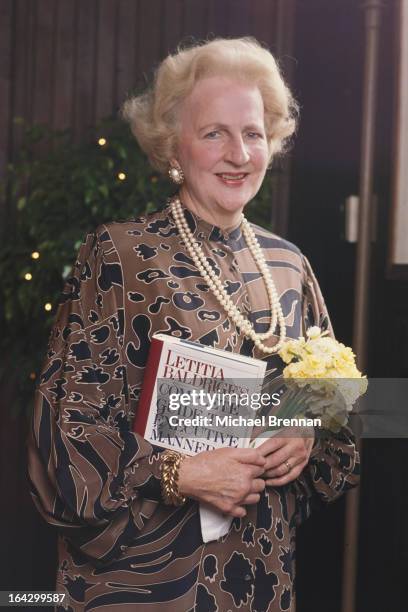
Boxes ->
[278,326,367,416]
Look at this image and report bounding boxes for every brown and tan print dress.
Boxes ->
[28,201,360,612]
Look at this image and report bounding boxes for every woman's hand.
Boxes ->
[178,447,267,518]
[257,427,315,486]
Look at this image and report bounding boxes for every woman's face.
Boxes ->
[174,76,270,228]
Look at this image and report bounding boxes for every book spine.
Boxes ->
[132,337,163,436]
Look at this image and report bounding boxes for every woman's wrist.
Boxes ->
[177,455,194,498]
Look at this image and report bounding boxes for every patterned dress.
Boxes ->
[27,200,360,611]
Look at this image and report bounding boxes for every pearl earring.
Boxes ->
[168,163,184,185]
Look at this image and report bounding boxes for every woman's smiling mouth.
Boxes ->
[216,172,249,185]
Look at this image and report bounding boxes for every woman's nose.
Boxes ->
[225,135,250,165]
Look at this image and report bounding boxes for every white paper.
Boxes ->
[199,502,233,543]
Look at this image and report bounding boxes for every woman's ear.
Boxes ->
[169,158,182,171]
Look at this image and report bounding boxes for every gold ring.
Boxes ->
[284,460,292,474]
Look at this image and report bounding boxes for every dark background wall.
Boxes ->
[1,1,407,611]
[291,2,407,611]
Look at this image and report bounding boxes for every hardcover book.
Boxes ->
[133,333,267,455]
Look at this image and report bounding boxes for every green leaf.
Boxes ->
[98,184,109,198]
[17,196,26,210]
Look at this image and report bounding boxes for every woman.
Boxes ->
[28,38,360,611]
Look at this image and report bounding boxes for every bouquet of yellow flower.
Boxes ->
[264,326,368,433]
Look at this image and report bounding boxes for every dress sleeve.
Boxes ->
[294,255,361,520]
[27,227,164,562]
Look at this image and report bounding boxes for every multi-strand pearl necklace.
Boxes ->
[170,197,286,355]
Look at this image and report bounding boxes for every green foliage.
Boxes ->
[0,117,272,416]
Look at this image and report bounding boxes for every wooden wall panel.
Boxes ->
[183,0,209,41]
[117,0,139,105]
[53,0,77,131]
[137,0,162,86]
[0,0,12,180]
[207,0,229,37]
[252,0,278,50]
[275,0,296,81]
[73,0,97,141]
[32,0,56,125]
[95,0,119,120]
[225,0,253,37]
[161,0,183,56]
[11,0,35,153]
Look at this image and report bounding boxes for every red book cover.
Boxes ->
[132,336,164,436]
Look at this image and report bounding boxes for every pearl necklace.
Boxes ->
[170,197,286,355]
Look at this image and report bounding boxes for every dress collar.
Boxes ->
[167,197,243,244]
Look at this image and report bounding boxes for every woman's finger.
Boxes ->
[250,478,266,494]
[234,448,267,466]
[226,505,247,518]
[242,493,261,505]
[265,465,304,487]
[263,440,309,471]
[263,457,303,479]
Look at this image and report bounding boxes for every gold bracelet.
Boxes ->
[160,450,187,506]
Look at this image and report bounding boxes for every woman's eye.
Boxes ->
[205,131,220,139]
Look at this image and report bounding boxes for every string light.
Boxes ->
[31,251,40,259]
[118,172,126,181]
[44,303,52,311]
[29,372,36,380]
[98,137,107,146]
[24,272,32,281]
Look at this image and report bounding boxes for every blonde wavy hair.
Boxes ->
[121,37,298,174]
